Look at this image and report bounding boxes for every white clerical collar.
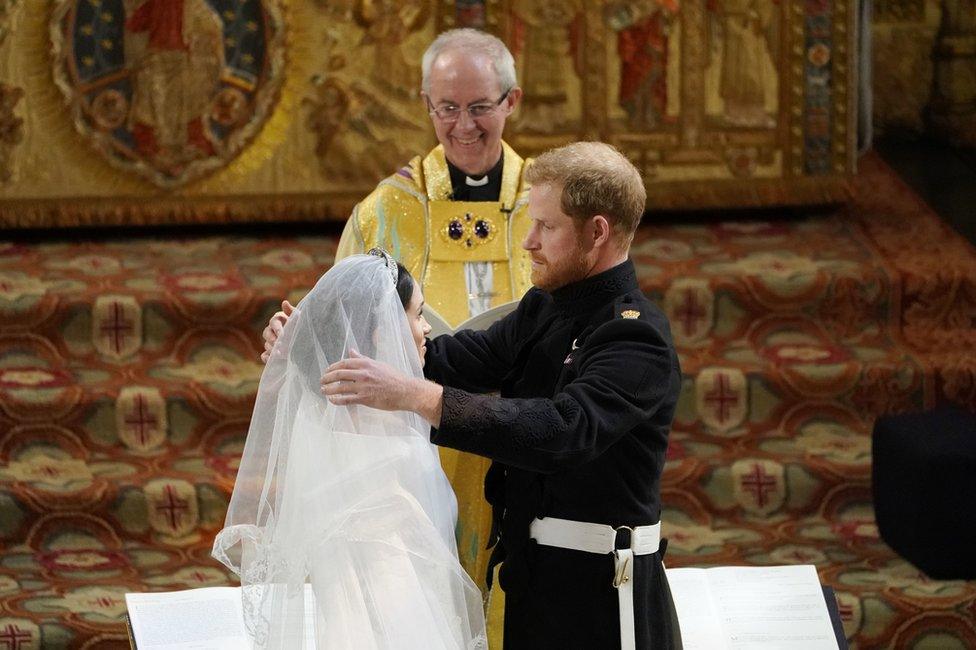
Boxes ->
[465,175,489,187]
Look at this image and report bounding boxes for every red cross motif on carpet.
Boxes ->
[126,395,157,444]
[741,463,776,507]
[707,375,738,422]
[732,459,784,514]
[117,387,166,451]
[677,289,706,335]
[157,485,188,531]
[0,622,32,650]
[93,296,142,359]
[101,303,132,354]
[147,479,198,538]
[665,280,714,345]
[696,368,747,432]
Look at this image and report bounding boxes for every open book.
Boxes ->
[125,564,841,649]
[667,564,841,649]
[424,300,519,338]
[125,584,316,649]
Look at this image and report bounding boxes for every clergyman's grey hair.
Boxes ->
[421,28,517,95]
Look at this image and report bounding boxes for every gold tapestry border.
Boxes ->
[0,195,358,230]
[0,173,853,230]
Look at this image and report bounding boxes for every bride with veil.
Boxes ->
[212,251,488,649]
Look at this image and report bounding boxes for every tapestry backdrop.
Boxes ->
[0,0,856,228]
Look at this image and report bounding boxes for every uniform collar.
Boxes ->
[550,259,638,311]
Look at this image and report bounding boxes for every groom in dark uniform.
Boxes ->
[322,141,682,649]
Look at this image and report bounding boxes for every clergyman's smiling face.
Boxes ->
[424,50,519,176]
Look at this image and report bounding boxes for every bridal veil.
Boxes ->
[212,255,487,649]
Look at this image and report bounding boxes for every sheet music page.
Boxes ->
[303,583,317,648]
[126,585,319,650]
[666,568,727,649]
[125,587,249,650]
[707,565,839,649]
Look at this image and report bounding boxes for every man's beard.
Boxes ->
[531,243,590,292]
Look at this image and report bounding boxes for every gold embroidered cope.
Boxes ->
[348,141,533,329]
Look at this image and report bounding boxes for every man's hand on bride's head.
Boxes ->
[320,350,444,426]
[260,300,295,363]
[320,349,410,410]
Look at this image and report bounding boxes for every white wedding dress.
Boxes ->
[212,256,487,649]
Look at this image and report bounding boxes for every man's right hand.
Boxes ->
[261,300,295,363]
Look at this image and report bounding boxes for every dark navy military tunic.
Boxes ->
[425,260,682,649]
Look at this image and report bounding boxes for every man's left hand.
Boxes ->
[320,350,444,425]
[321,350,410,409]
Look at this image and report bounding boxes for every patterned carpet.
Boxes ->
[0,152,974,648]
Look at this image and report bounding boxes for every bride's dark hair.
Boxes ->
[394,262,415,310]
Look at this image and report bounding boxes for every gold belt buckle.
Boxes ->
[612,525,635,588]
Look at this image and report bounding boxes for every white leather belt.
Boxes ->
[530,517,661,650]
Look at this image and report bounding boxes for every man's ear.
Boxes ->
[592,215,612,247]
[504,86,523,114]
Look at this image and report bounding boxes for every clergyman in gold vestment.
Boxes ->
[262,28,532,634]
[335,28,533,601]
